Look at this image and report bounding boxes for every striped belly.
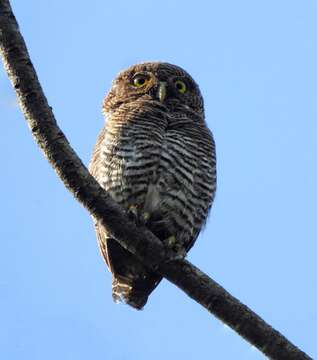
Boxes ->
[99,114,215,250]
[100,117,165,213]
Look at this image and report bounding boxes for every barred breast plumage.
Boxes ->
[89,62,216,309]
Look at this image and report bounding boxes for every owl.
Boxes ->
[89,62,216,310]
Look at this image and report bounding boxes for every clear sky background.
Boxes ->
[1,1,316,359]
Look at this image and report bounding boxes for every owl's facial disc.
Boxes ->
[103,63,204,115]
[128,69,190,106]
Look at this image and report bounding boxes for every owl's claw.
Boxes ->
[127,205,138,222]
[162,235,187,262]
[127,206,151,226]
[165,235,176,247]
[142,212,151,223]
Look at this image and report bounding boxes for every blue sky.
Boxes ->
[1,1,316,359]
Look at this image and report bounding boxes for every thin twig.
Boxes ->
[0,1,312,359]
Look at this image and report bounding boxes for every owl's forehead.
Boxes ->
[115,62,193,82]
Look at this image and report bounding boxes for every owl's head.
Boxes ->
[103,62,204,115]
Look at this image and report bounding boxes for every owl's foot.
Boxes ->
[142,212,151,223]
[165,235,177,247]
[162,235,187,262]
[127,206,151,226]
[127,205,139,223]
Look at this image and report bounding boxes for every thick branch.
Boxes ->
[0,1,312,359]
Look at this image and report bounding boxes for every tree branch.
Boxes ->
[0,1,312,359]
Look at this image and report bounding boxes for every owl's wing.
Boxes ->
[93,221,111,268]
[89,125,163,309]
[156,122,216,253]
[89,126,107,179]
[186,131,216,251]
[89,127,112,268]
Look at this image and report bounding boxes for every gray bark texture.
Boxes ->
[0,1,312,359]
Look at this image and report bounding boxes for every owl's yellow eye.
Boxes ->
[175,80,187,94]
[132,75,150,88]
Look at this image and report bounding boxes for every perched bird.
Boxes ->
[89,62,216,309]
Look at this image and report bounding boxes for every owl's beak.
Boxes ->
[157,82,167,102]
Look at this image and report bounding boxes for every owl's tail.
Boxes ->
[112,274,160,310]
[97,235,162,310]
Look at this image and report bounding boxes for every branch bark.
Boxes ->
[0,1,312,359]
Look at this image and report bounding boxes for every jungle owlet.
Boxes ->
[89,62,216,310]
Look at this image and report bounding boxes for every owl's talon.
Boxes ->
[143,212,151,221]
[127,205,138,222]
[142,212,151,222]
[165,235,176,247]
[163,247,187,263]
[162,236,187,262]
